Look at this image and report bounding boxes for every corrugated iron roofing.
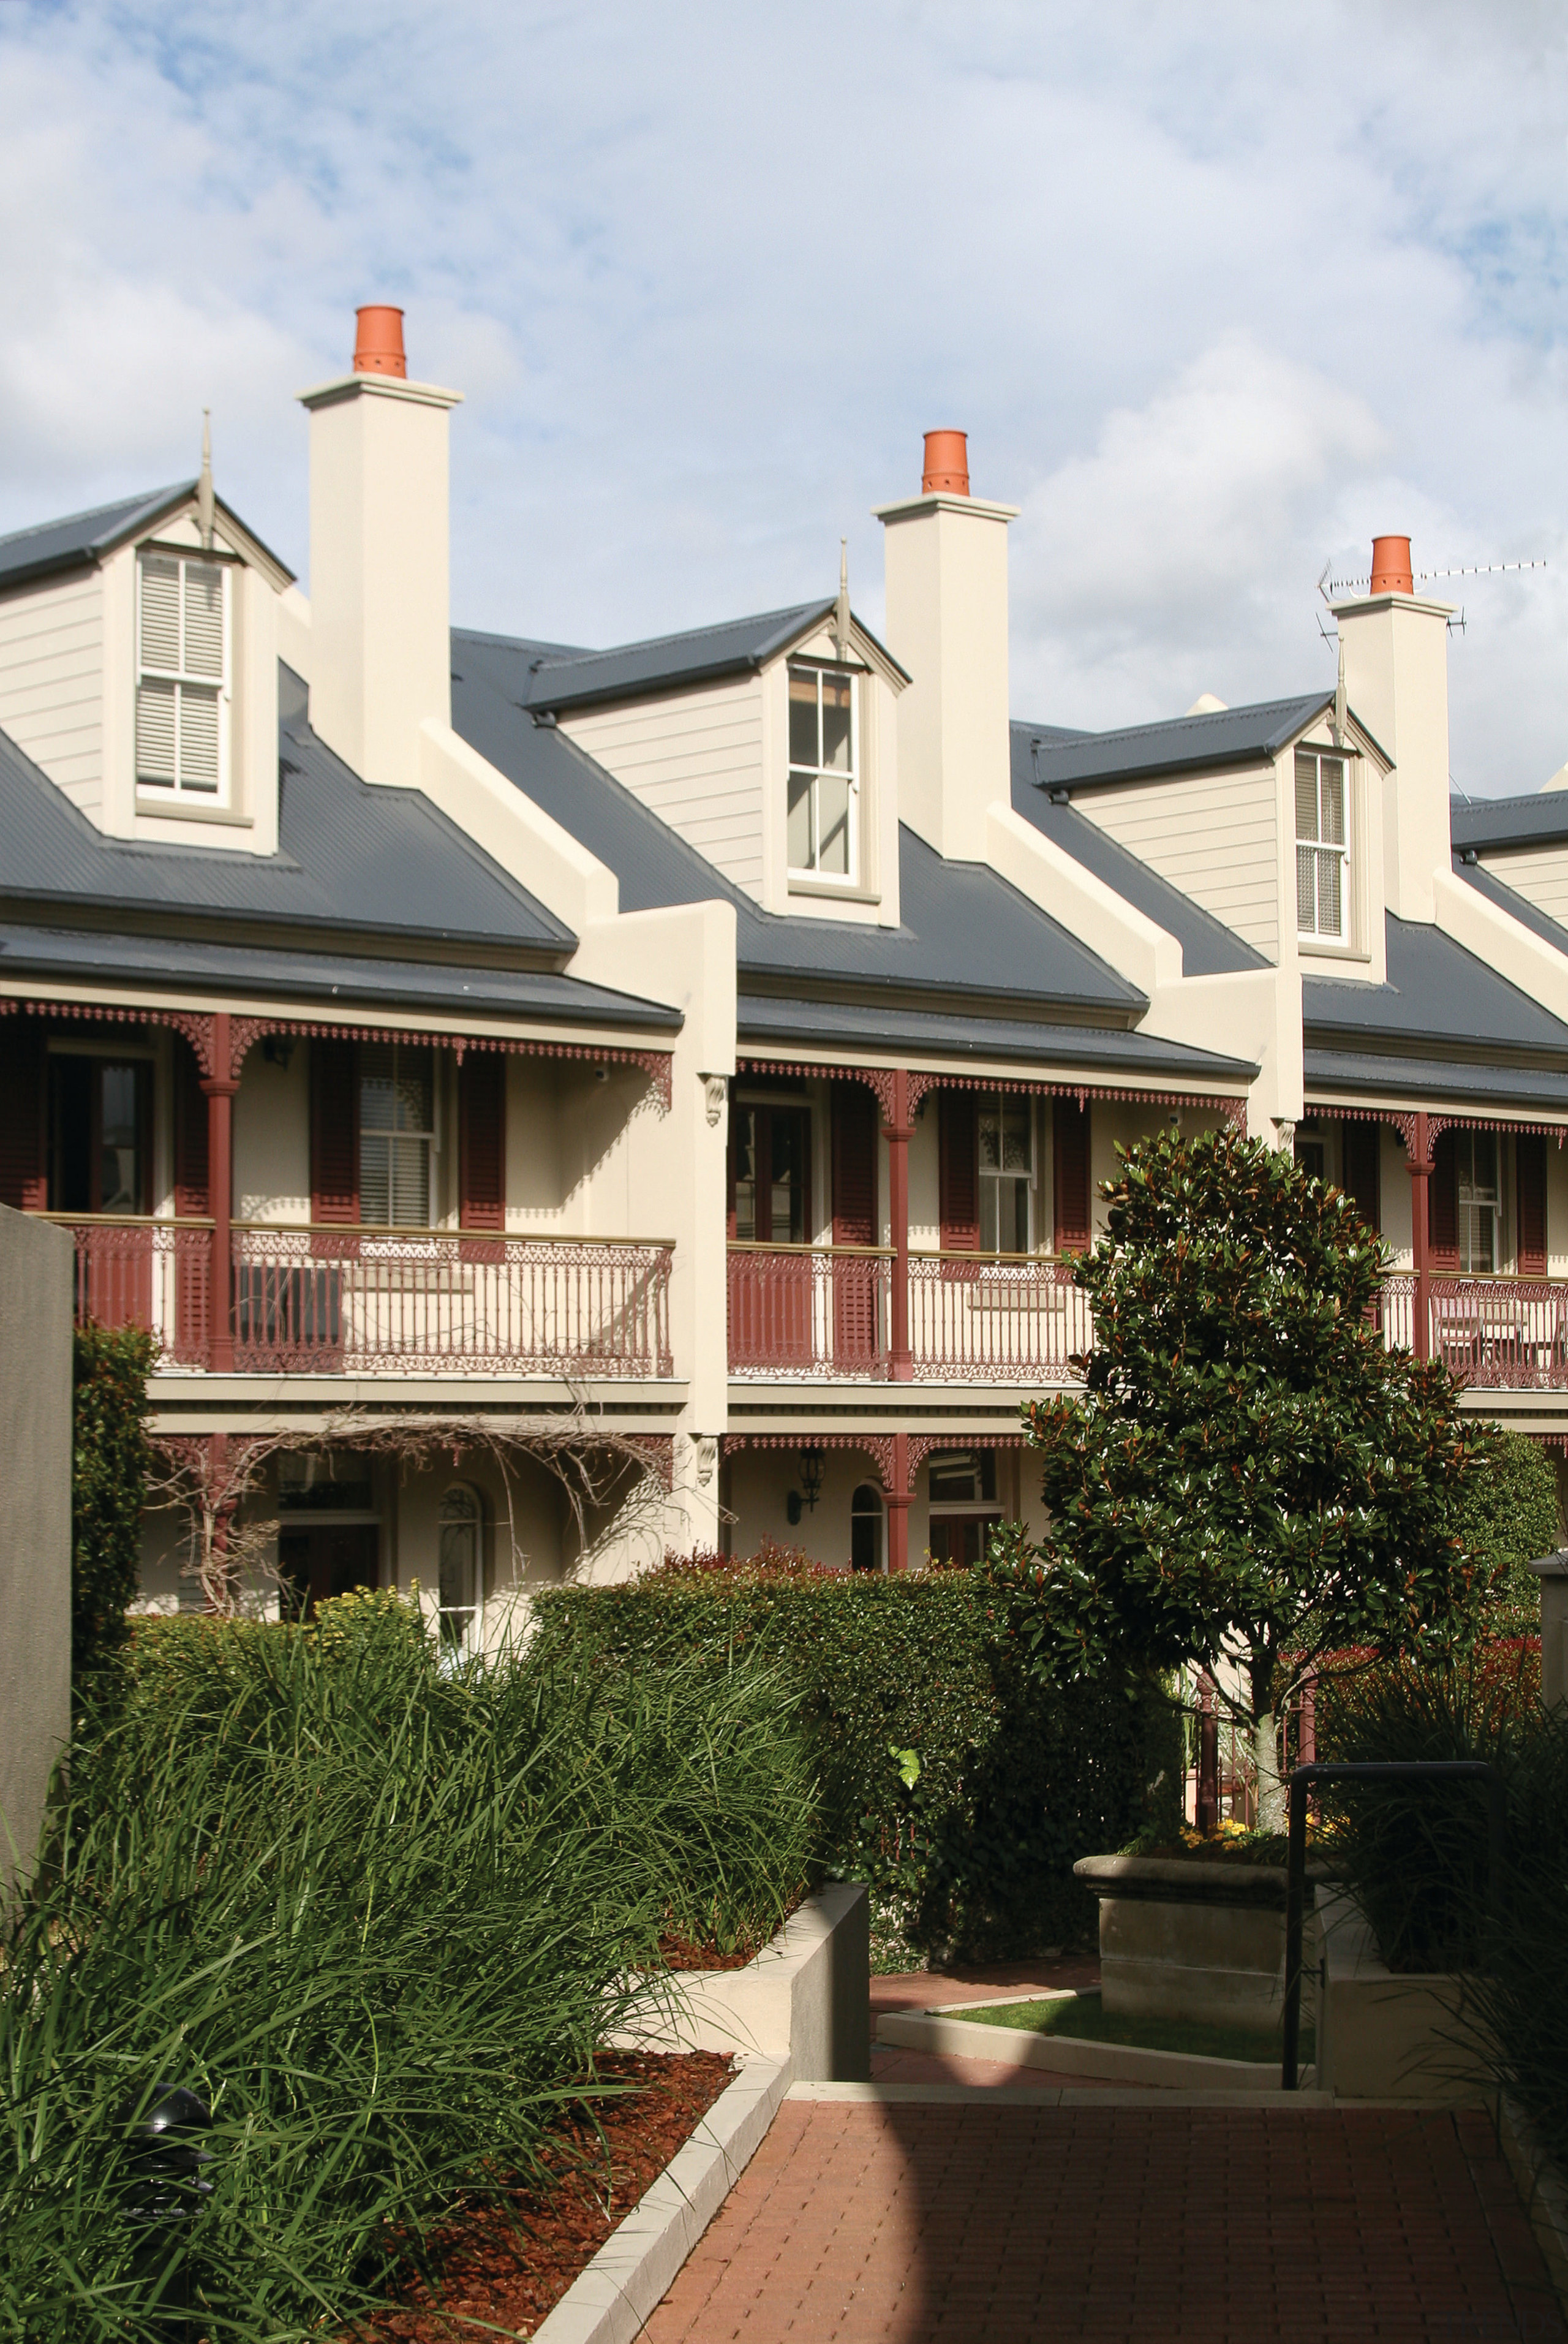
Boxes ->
[1008,722,1265,977]
[737,994,1254,1081]
[0,669,573,951]
[0,923,678,1030]
[1303,914,1568,1056]
[1305,1049,1568,1113]
[0,484,196,589]
[1449,792,1568,852]
[1028,693,1332,792]
[519,602,839,713]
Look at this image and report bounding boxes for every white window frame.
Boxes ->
[1295,747,1350,943]
[359,1040,439,1229]
[437,1481,484,1664]
[978,1093,1035,1257]
[787,662,859,882]
[1455,1130,1502,1276]
[135,551,232,806]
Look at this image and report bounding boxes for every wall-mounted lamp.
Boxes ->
[262,1035,296,1072]
[797,1445,825,1511]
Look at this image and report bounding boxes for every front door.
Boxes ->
[278,1523,380,1621]
[49,1056,154,1328]
[729,1101,813,1364]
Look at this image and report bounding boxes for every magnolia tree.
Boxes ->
[993,1127,1488,1828]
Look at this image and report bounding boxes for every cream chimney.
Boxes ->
[298,306,462,790]
[1332,535,1454,924]
[874,431,1018,863]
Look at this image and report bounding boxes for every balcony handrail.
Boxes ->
[230,1220,676,1247]
[33,1211,218,1228]
[725,1239,896,1258]
[910,1248,1077,1266]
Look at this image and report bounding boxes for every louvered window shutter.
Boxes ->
[1428,1130,1459,1270]
[173,1045,209,1217]
[1341,1119,1381,1235]
[831,1083,877,1247]
[459,1054,507,1230]
[938,1092,980,1252]
[310,1039,360,1225]
[0,1022,46,1210]
[1053,1097,1092,1255]
[1518,1135,1548,1276]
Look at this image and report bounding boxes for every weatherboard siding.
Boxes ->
[0,572,104,814]
[1074,764,1279,958]
[560,675,764,892]
[1482,844,1568,928]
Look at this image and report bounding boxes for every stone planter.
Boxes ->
[1074,1853,1322,2036]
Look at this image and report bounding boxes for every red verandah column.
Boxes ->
[886,1431,911,1573]
[202,1011,239,1372]
[884,1069,914,1382]
[1407,1110,1431,1363]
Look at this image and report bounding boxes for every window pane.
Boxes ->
[821,674,853,772]
[788,769,814,869]
[183,564,224,678]
[816,771,851,874]
[979,1181,998,1252]
[1296,843,1316,932]
[99,1065,141,1214]
[732,1106,757,1241]
[788,668,818,769]
[978,1107,1001,1171]
[178,684,221,791]
[393,1051,433,1135]
[390,1135,431,1226]
[769,1109,807,1243]
[360,1043,398,1133]
[1294,751,1319,845]
[136,678,177,785]
[1317,847,1341,937]
[1001,1105,1031,1172]
[1319,760,1345,846]
[439,1516,477,1617]
[1001,1177,1030,1253]
[361,1134,391,1224]
[140,556,180,672]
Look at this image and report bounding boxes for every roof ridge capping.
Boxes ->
[1027,690,1335,790]
[522,597,908,714]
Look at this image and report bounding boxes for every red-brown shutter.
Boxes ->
[1053,1097,1092,1255]
[0,1019,46,1210]
[1518,1134,1548,1276]
[1341,1118,1381,1236]
[1428,1129,1459,1270]
[173,1043,209,1217]
[831,1081,877,1246]
[310,1038,360,1225]
[938,1092,979,1252]
[459,1053,507,1230]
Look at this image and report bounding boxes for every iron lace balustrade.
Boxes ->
[1423,1276,1568,1386]
[726,1244,891,1377]
[908,1252,1094,1382]
[230,1225,675,1376]
[46,1216,215,1366]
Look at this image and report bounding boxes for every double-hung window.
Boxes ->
[978,1096,1032,1253]
[1295,749,1348,941]
[1455,1131,1501,1274]
[360,1042,436,1226]
[788,663,856,878]
[137,553,228,800]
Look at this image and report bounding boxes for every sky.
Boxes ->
[2,1,1568,796]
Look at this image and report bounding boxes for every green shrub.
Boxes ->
[1447,1426,1561,1635]
[70,1321,155,1681]
[531,1556,1181,1962]
[1,1605,816,2340]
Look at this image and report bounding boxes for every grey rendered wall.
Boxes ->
[0,1206,72,1902]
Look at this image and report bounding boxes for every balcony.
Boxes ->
[56,1218,675,1378]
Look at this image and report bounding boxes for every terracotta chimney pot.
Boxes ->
[353,305,407,379]
[922,429,970,496]
[1369,534,1414,595]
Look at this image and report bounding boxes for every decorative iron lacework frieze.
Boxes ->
[1306,1100,1568,1167]
[737,1056,1246,1131]
[719,1427,1027,1494]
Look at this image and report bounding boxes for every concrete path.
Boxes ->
[639,1967,1566,2342]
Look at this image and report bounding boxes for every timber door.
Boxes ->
[48,1056,154,1329]
[728,1100,813,1367]
[831,1082,880,1370]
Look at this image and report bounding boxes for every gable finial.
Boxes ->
[834,535,851,662]
[198,409,214,551]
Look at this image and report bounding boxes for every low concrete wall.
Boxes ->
[1075,1854,1322,2035]
[0,1207,73,1905]
[614,1882,870,2081]
[1315,1886,1492,2102]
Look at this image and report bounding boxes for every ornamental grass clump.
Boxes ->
[1,1593,816,2342]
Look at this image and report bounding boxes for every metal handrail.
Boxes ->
[34,1211,216,1228]
[231,1222,676,1246]
[909,1249,1079,1266]
[1281,1758,1506,2092]
[725,1241,895,1258]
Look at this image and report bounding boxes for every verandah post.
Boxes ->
[885,1069,913,1382]
[202,1012,239,1372]
[1408,1110,1431,1363]
[886,1430,910,1571]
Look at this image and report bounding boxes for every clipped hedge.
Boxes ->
[1449,1425,1561,1635]
[70,1321,155,1682]
[531,1557,1181,1962]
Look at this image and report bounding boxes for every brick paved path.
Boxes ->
[644,2099,1564,2342]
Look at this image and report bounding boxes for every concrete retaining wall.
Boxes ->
[1315,1886,1492,2102]
[0,1207,73,1906]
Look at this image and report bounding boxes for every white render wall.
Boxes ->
[0,571,104,813]
[560,674,766,895]
[1076,763,1280,961]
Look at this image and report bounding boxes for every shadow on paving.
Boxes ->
[646,2098,1568,2343]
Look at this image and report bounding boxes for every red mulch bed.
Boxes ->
[657,1931,756,1971]
[352,2051,735,2341]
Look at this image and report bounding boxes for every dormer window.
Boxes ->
[136,553,228,801]
[788,662,856,879]
[1295,748,1348,941]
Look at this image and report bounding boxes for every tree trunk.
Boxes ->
[1251,1649,1285,1831]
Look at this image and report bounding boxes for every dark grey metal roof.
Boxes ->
[1028,694,1332,793]
[739,995,1254,1083]
[518,603,842,714]
[1452,854,1568,957]
[1303,915,1568,1058]
[1008,722,1266,977]
[453,630,1145,1015]
[0,668,573,953]
[1305,1051,1568,1114]
[0,923,678,1030]
[0,483,293,594]
[1450,792,1568,853]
